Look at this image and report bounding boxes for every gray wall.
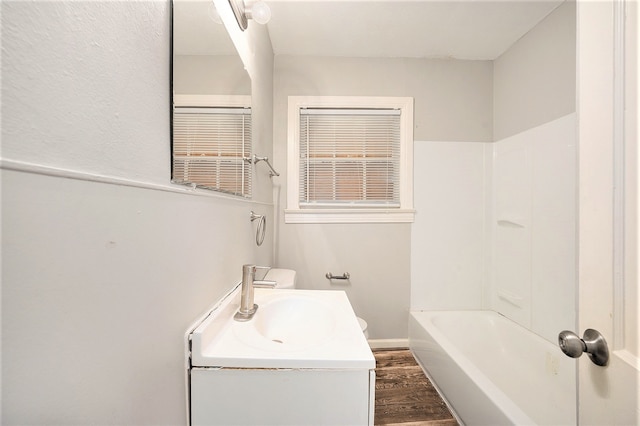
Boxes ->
[493,1,576,140]
[273,56,493,339]
[274,56,493,143]
[1,1,273,424]
[173,55,251,95]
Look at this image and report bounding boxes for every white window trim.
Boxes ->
[286,96,415,223]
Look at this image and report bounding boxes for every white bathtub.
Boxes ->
[409,311,576,426]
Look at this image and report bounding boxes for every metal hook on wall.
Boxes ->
[250,211,266,246]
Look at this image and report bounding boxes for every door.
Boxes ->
[577,0,639,424]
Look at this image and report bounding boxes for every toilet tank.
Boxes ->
[263,268,297,289]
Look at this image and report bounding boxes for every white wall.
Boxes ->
[491,114,576,343]
[411,141,488,311]
[1,1,273,424]
[273,56,493,339]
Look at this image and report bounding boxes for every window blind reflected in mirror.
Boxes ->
[173,107,252,197]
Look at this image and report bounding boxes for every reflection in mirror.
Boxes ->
[171,0,252,197]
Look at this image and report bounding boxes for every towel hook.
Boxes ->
[250,211,266,246]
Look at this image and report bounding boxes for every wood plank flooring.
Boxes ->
[373,349,458,426]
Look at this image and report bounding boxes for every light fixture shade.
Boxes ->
[249,1,271,25]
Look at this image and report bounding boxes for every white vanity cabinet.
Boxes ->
[190,368,375,425]
[186,288,376,425]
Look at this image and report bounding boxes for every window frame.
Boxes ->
[286,96,415,223]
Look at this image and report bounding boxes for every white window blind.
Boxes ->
[172,107,251,197]
[299,108,401,207]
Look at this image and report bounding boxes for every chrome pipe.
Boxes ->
[252,154,280,177]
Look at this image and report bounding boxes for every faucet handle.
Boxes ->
[253,280,277,288]
[253,266,272,282]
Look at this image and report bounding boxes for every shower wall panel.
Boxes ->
[411,141,487,311]
[491,113,577,343]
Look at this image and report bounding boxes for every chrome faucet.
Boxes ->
[234,264,277,321]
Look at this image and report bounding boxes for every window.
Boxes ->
[286,96,414,223]
[172,95,252,197]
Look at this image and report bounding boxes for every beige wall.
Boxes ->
[273,56,493,339]
[493,1,576,140]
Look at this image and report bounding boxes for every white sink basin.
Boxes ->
[251,295,336,347]
[189,288,374,369]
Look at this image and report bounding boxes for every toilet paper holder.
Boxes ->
[326,272,350,280]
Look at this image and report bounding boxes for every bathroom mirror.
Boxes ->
[171,0,252,195]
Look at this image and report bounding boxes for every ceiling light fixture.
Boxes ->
[228,0,271,31]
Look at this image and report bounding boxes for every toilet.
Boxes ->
[357,317,369,339]
[262,268,298,289]
[264,268,369,340]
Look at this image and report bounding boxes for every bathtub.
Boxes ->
[409,311,576,426]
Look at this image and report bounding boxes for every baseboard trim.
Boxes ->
[367,338,409,349]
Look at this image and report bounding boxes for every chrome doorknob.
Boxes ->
[558,329,609,366]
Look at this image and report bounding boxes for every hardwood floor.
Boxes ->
[373,349,458,426]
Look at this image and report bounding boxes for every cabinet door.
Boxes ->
[190,368,373,425]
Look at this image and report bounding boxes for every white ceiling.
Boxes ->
[175,0,565,60]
